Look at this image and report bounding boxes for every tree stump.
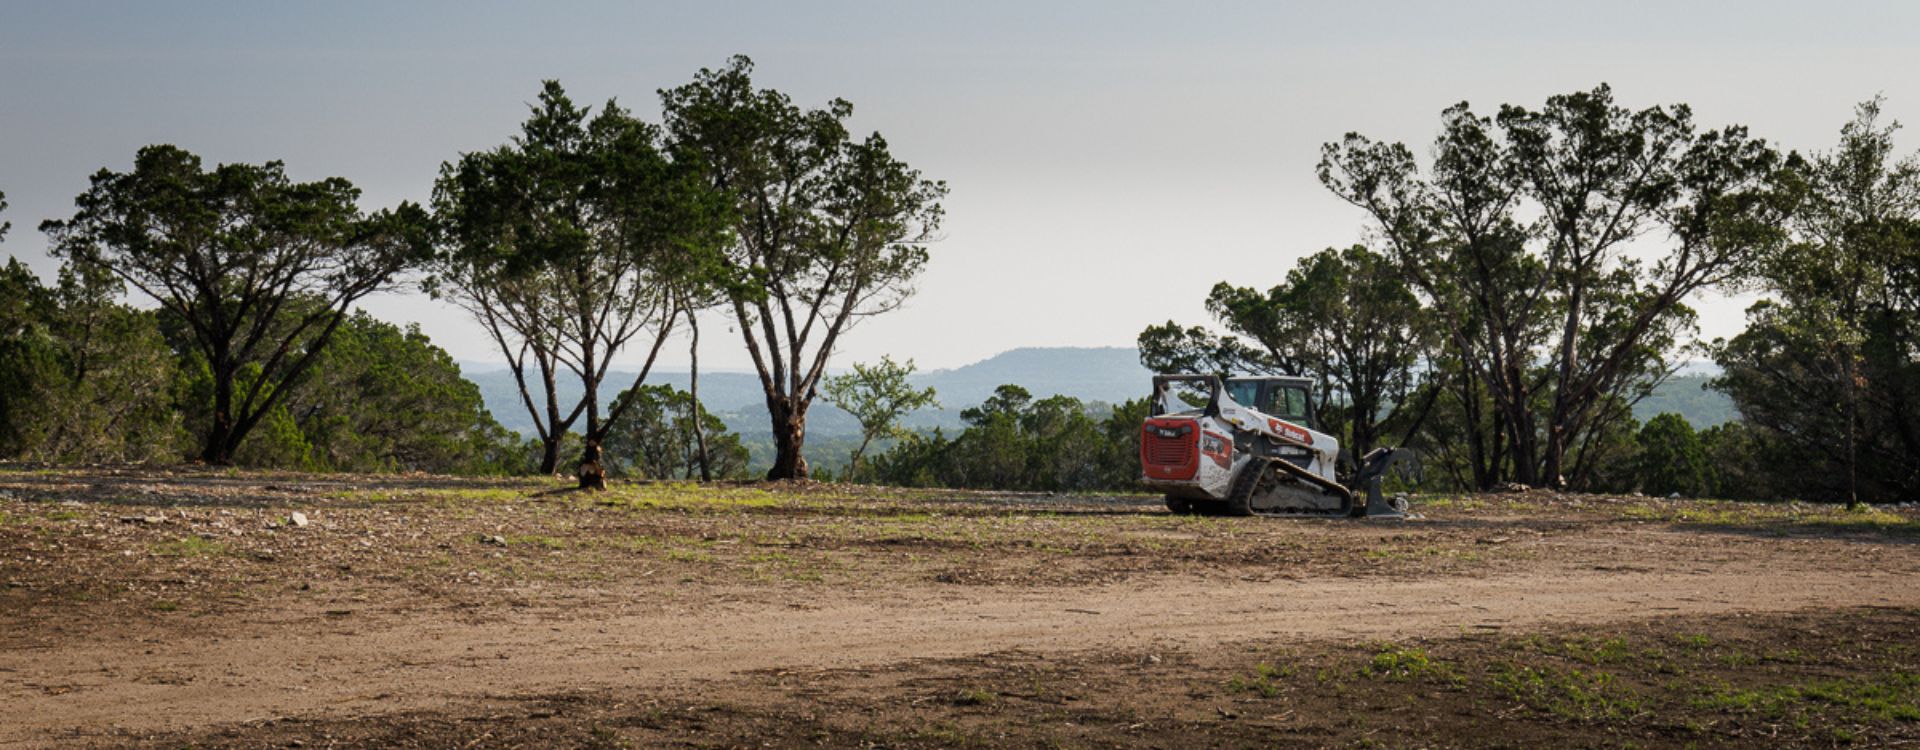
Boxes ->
[577,439,607,491]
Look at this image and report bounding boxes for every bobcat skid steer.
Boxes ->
[1139,373,1409,518]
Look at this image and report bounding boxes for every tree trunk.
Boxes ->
[1500,365,1538,487]
[537,436,561,476]
[577,437,606,491]
[1458,367,1491,491]
[1844,351,1861,510]
[1542,283,1587,489]
[766,399,810,480]
[201,362,238,465]
[688,311,711,482]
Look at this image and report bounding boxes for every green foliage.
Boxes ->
[1140,245,1424,460]
[0,259,183,463]
[1320,84,1788,489]
[263,313,521,473]
[1358,644,1465,686]
[1226,662,1291,698]
[661,55,947,479]
[602,384,749,480]
[40,145,430,464]
[1634,413,1712,497]
[867,386,1147,492]
[1712,98,1920,505]
[1690,673,1920,724]
[1491,664,1645,721]
[823,356,938,479]
[431,80,729,477]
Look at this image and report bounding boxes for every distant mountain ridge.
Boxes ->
[460,347,1733,438]
[460,346,1155,438]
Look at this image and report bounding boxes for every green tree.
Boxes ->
[661,55,948,480]
[1633,413,1711,497]
[0,259,181,462]
[40,145,429,464]
[1214,245,1425,459]
[865,386,1146,492]
[602,384,749,480]
[432,81,729,487]
[1138,245,1424,463]
[1321,85,1788,489]
[822,356,938,479]
[281,312,519,473]
[1714,99,1920,506]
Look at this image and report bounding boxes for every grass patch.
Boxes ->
[1617,500,1920,538]
[1491,664,1645,721]
[507,534,567,550]
[1360,644,1460,685]
[952,687,998,706]
[1226,662,1290,698]
[666,548,716,564]
[151,536,231,558]
[598,484,785,513]
[1692,673,1920,724]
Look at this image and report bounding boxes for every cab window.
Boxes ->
[1277,386,1309,421]
[1225,381,1261,410]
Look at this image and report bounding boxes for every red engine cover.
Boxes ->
[1140,417,1199,480]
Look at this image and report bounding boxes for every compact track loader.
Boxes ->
[1139,374,1409,518]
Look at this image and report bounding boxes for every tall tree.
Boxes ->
[432,81,728,486]
[40,146,428,464]
[1714,98,1920,506]
[1320,85,1787,488]
[661,55,948,480]
[822,356,938,479]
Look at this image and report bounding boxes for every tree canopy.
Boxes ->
[661,55,948,480]
[822,356,938,478]
[40,145,430,464]
[1318,85,1789,488]
[431,80,731,485]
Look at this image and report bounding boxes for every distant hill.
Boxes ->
[916,347,1152,408]
[461,349,1737,442]
[461,346,1155,440]
[1633,374,1736,428]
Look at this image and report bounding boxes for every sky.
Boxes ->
[4,1,1919,372]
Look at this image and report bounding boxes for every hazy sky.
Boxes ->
[4,1,1918,372]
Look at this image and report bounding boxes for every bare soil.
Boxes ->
[2,466,1917,748]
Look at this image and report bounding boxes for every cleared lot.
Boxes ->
[2,467,1917,747]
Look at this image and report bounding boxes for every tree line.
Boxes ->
[1138,87,1919,507]
[4,76,1914,505]
[0,56,944,485]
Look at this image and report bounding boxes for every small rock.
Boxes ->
[288,512,309,528]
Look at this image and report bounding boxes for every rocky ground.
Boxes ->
[1,466,1917,748]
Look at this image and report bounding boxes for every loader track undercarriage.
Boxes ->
[1167,457,1359,518]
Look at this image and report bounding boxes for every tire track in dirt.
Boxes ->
[5,559,1918,746]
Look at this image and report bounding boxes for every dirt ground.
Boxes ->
[2,467,1917,748]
